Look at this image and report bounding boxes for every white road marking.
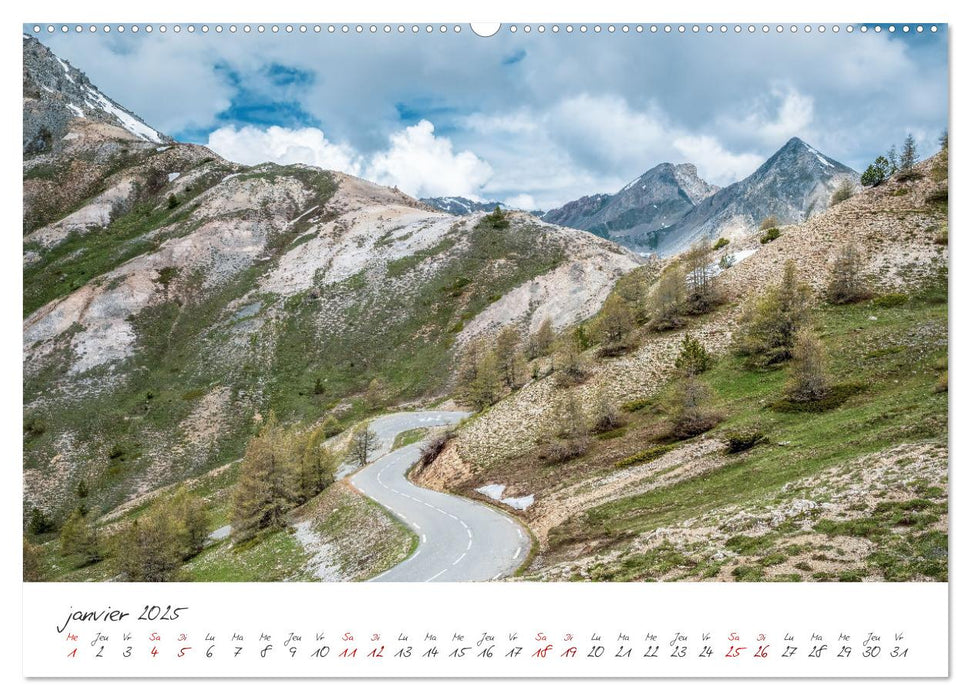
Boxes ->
[421,534,427,544]
[412,522,421,530]
[426,568,448,582]
[453,552,466,565]
[514,546,522,559]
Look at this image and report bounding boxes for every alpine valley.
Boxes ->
[23,36,949,585]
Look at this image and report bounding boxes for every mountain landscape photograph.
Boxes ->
[22,24,948,584]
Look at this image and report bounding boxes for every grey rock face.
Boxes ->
[23,34,169,154]
[542,139,857,257]
[653,137,858,256]
[542,163,719,247]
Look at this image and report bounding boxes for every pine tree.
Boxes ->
[735,260,812,365]
[23,536,42,582]
[494,325,525,388]
[667,376,720,439]
[232,413,295,540]
[674,334,713,376]
[117,517,181,582]
[886,145,900,173]
[295,427,336,502]
[27,506,56,535]
[468,350,503,409]
[59,508,101,565]
[594,294,636,353]
[830,179,855,206]
[365,377,388,409]
[553,334,590,387]
[786,329,830,402]
[647,262,686,331]
[900,134,919,173]
[527,317,555,358]
[861,156,891,187]
[543,390,591,462]
[164,487,210,561]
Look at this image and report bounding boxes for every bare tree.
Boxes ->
[826,243,869,304]
[350,425,379,469]
[647,262,687,331]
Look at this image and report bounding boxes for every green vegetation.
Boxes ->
[712,237,729,251]
[116,487,208,581]
[734,260,812,366]
[830,179,855,206]
[233,415,336,542]
[615,443,676,469]
[674,334,713,376]
[826,244,870,305]
[391,427,430,451]
[549,291,947,581]
[759,227,782,244]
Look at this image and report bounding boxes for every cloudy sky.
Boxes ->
[35,25,948,210]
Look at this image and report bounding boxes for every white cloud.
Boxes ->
[671,135,764,184]
[206,120,493,201]
[365,120,493,199]
[504,194,537,211]
[547,94,671,173]
[719,85,816,148]
[206,125,362,175]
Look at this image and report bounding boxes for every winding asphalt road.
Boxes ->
[349,411,529,582]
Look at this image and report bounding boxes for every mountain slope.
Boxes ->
[543,163,719,247]
[415,149,948,582]
[652,137,858,255]
[22,38,641,518]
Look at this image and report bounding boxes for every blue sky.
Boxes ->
[32,24,948,209]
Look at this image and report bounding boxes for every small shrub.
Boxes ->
[417,430,455,469]
[590,391,626,434]
[732,565,765,581]
[872,293,908,308]
[24,415,47,439]
[596,427,628,441]
[674,334,713,376]
[759,216,779,231]
[483,205,510,229]
[167,194,179,209]
[615,443,676,469]
[925,187,948,208]
[712,237,729,251]
[320,414,342,438]
[772,382,866,413]
[665,376,721,440]
[621,396,652,413]
[895,170,924,183]
[724,429,766,454]
[27,507,56,535]
[759,227,781,244]
[830,179,855,206]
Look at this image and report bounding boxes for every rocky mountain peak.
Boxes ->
[23,35,168,154]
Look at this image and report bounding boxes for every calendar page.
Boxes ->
[19,7,952,683]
